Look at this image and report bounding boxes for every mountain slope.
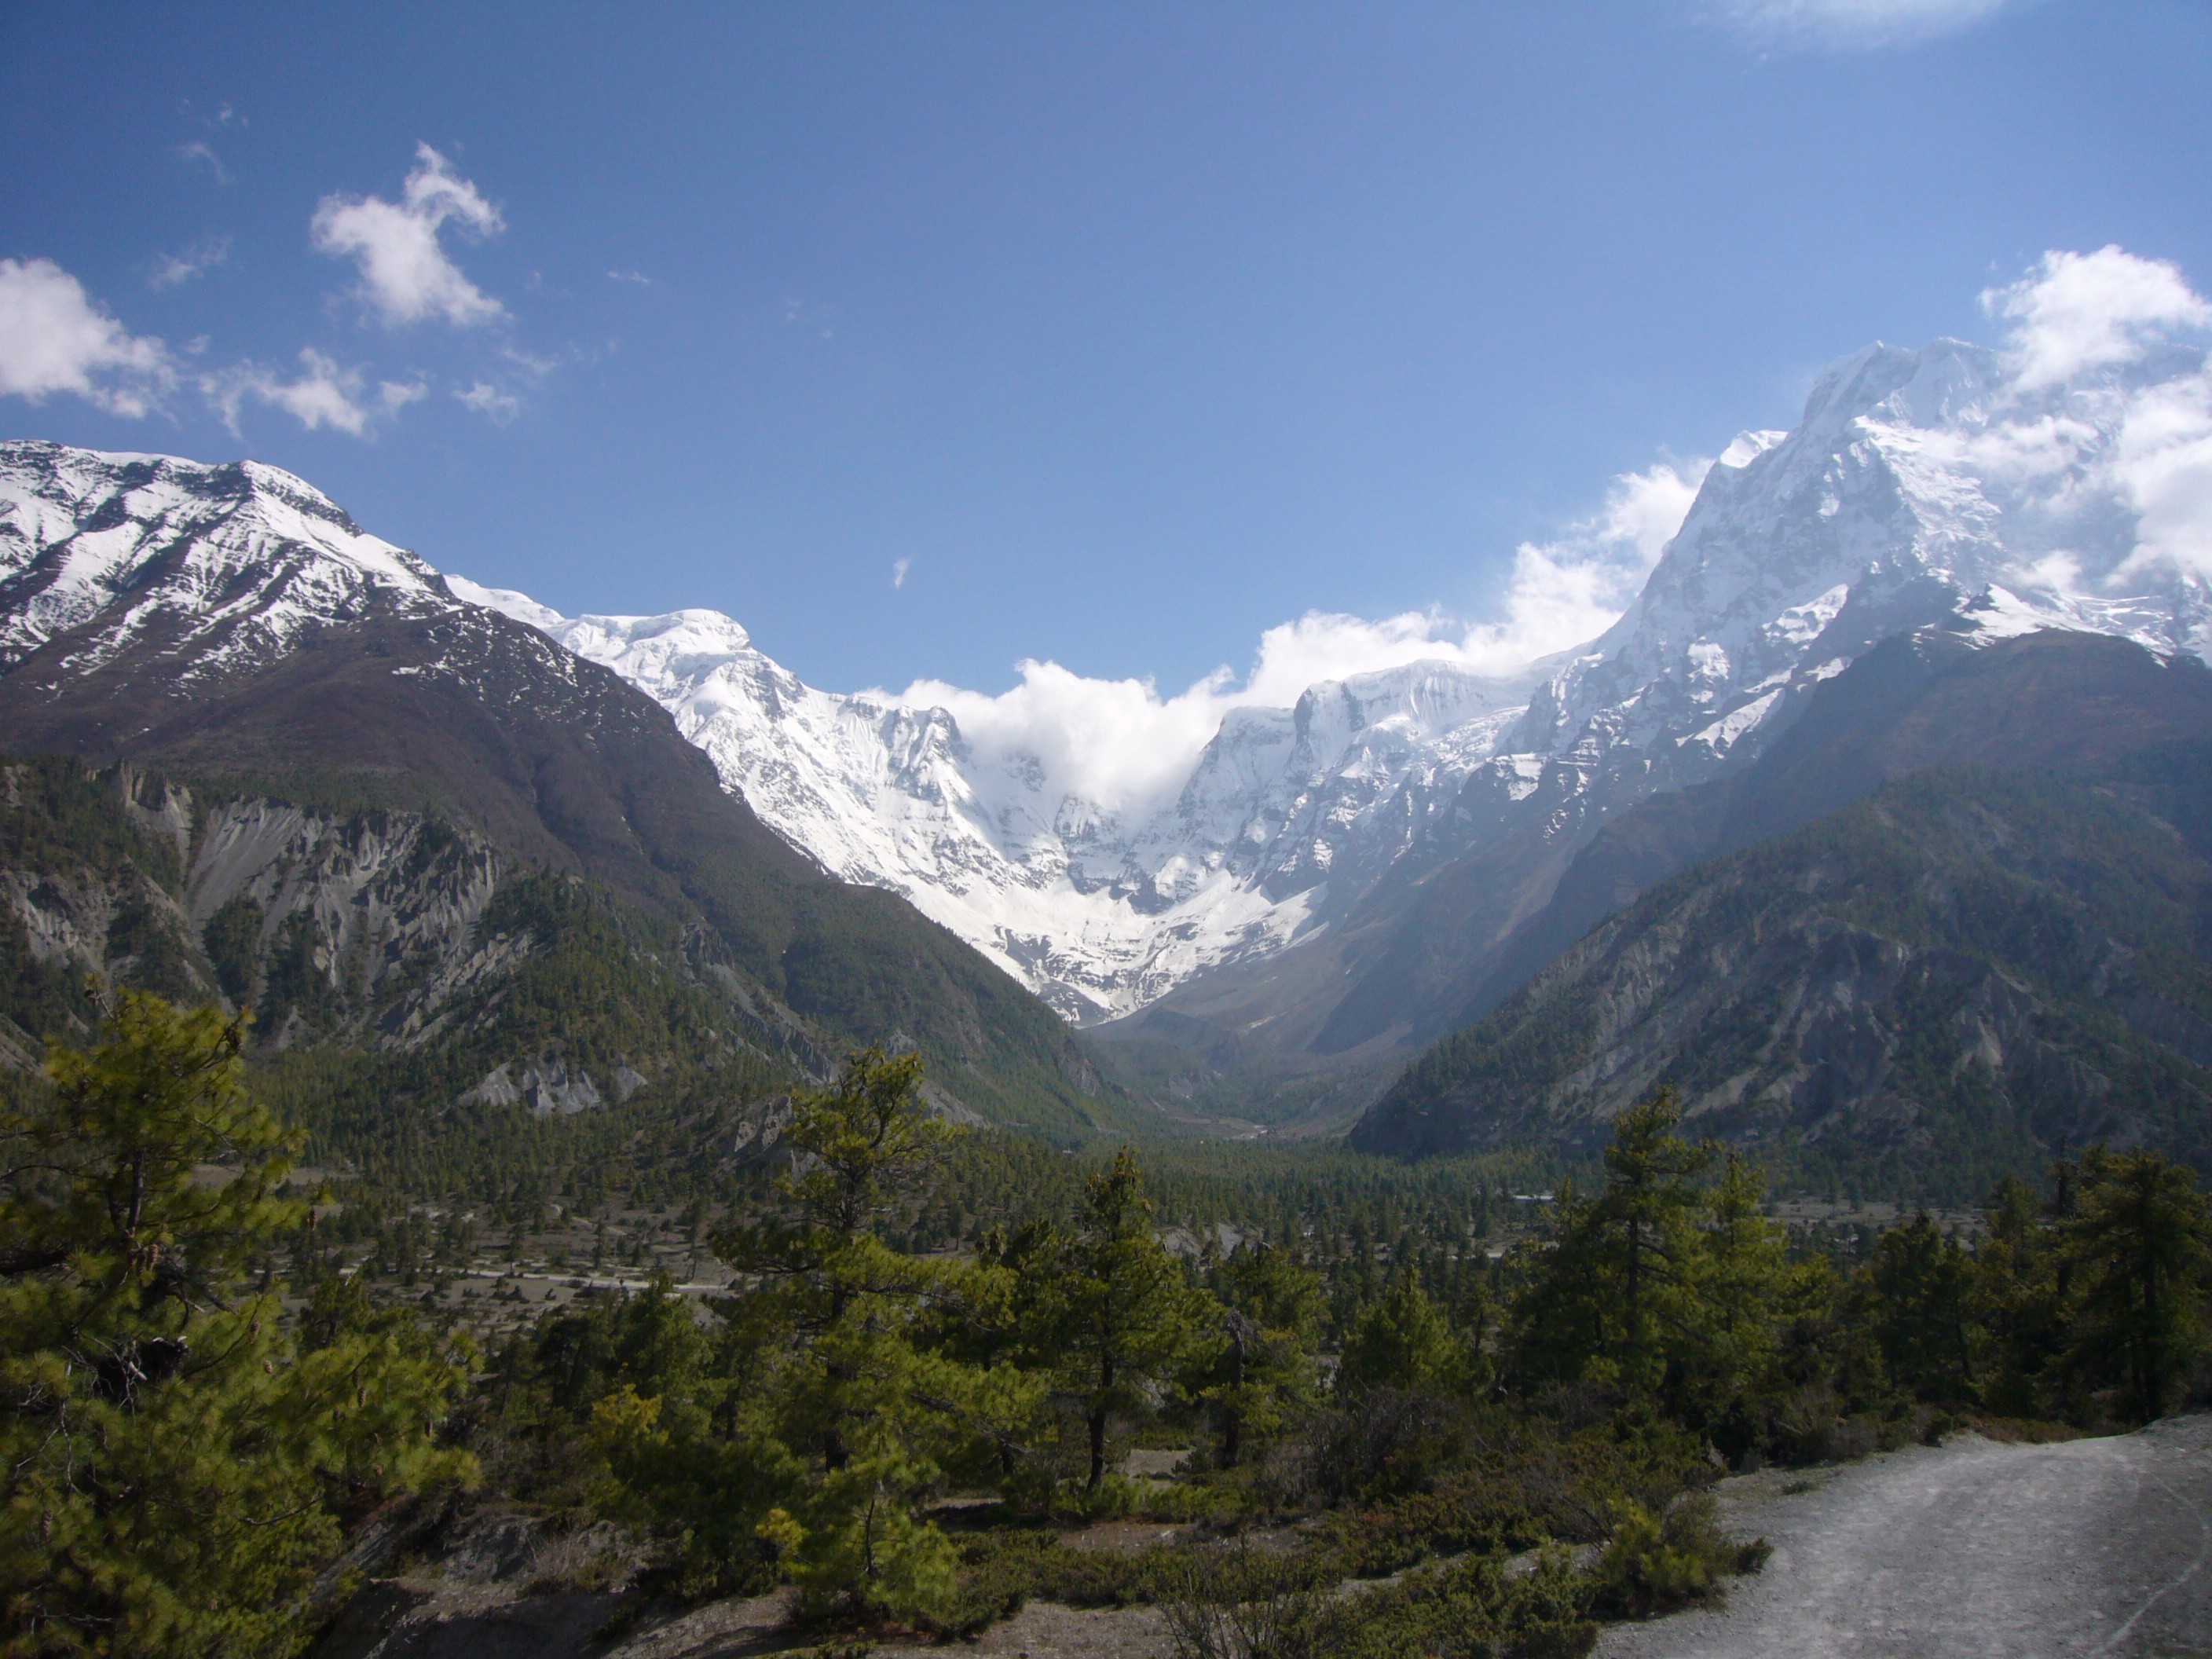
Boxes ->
[0,441,1119,1137]
[1452,628,2212,1034]
[428,334,2210,1093]
[448,582,1537,1023]
[1349,736,2212,1196]
[1109,340,2212,1107]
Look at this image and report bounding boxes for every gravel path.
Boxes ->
[1601,1416,2212,1658]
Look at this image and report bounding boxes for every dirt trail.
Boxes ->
[1602,1415,2212,1659]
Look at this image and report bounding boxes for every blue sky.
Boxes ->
[2,0,2207,701]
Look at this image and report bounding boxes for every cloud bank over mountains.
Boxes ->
[892,457,1709,816]
[888,246,2212,820]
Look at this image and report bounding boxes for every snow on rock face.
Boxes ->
[1464,336,2212,849]
[9,317,2209,1029]
[444,580,1535,1020]
[0,440,447,680]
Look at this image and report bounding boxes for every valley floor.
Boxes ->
[1601,1415,2212,1659]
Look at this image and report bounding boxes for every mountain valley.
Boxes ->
[5,321,2212,1182]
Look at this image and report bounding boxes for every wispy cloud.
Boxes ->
[148,235,232,290]
[892,558,911,589]
[456,381,521,423]
[1712,0,2014,49]
[608,269,653,286]
[176,141,230,184]
[311,144,507,328]
[0,258,174,416]
[203,349,423,437]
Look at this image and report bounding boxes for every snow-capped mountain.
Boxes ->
[1494,338,2210,828]
[441,579,1535,1020]
[0,440,451,681]
[451,333,2212,1029]
[2,315,2203,1037]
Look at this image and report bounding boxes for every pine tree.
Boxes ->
[1010,1150,1214,1491]
[1203,1242,1323,1467]
[1505,1090,1713,1395]
[1864,1214,1977,1404]
[709,1048,1038,1620]
[1970,1174,2064,1418]
[0,993,471,1658]
[1339,1266,1466,1397]
[2058,1148,2212,1424]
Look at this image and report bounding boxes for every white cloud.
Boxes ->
[1942,246,2212,590]
[311,144,507,328]
[608,269,653,286]
[149,235,231,289]
[1982,246,2212,391]
[2109,366,2212,584]
[1714,0,2012,48]
[203,349,423,437]
[846,247,2212,821]
[892,558,911,589]
[0,258,174,416]
[177,141,230,184]
[456,381,521,423]
[888,460,1709,814]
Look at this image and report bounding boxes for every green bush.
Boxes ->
[1318,1551,1599,1659]
[1589,1495,1764,1620]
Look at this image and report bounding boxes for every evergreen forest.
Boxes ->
[6,990,2210,1658]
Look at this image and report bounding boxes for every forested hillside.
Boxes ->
[0,754,1137,1205]
[1355,758,2212,1197]
[0,446,1131,1150]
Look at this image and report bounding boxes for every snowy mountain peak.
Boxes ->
[451,571,1542,1019]
[0,441,445,683]
[5,289,2206,1027]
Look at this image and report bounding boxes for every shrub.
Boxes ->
[1588,1495,1764,1619]
[1320,1552,1598,1659]
[1158,1541,1336,1659]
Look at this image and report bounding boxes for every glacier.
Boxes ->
[440,578,1538,1020]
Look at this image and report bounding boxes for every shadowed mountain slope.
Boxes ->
[0,445,1119,1137]
[1353,761,2212,1198]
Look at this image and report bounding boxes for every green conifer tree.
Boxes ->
[1339,1265,1467,1397]
[2058,1148,2212,1424]
[1505,1090,1712,1396]
[1203,1242,1323,1467]
[709,1048,1040,1621]
[0,993,471,1658]
[1010,1150,1214,1491]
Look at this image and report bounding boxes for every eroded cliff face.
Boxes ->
[0,760,807,1117]
[0,766,504,1045]
[183,796,504,1049]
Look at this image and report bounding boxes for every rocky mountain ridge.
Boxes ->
[4,317,2207,1075]
[456,335,2211,1042]
[446,580,1539,1023]
[1347,627,2212,1189]
[0,442,1124,1140]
